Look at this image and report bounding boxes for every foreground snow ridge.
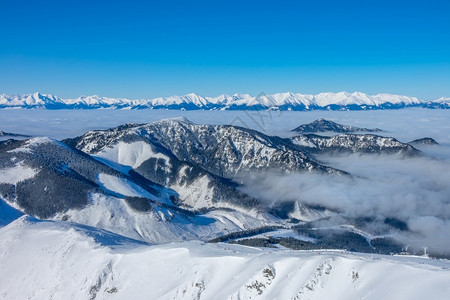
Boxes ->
[1,91,449,110]
[0,217,449,300]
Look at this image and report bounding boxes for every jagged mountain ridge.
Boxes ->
[292,118,383,133]
[1,91,449,110]
[65,117,341,177]
[63,118,343,220]
[291,133,420,155]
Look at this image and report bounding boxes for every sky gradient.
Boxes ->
[1,0,449,99]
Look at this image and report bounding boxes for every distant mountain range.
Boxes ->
[1,91,449,110]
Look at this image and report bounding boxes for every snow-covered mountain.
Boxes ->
[65,117,341,177]
[291,134,419,155]
[1,115,448,299]
[0,118,446,254]
[0,137,281,243]
[292,118,383,133]
[1,118,429,246]
[1,121,332,246]
[1,91,448,110]
[422,97,450,109]
[0,137,174,217]
[63,118,343,221]
[289,118,420,155]
[0,92,62,108]
[62,118,433,231]
[1,216,449,300]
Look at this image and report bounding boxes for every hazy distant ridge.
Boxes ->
[1,91,449,110]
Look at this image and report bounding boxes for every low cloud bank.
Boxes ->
[239,154,450,254]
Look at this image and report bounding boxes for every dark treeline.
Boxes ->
[208,226,284,243]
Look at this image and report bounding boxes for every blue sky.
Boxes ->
[0,0,449,99]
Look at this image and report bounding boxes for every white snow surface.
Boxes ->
[97,173,157,200]
[51,192,274,244]
[6,136,54,153]
[0,161,37,184]
[97,141,170,169]
[0,217,449,300]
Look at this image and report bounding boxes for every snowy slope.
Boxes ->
[0,137,177,218]
[1,91,445,110]
[0,137,278,244]
[0,161,37,184]
[0,217,449,300]
[50,192,274,244]
[87,137,266,213]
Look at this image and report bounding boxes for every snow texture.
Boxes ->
[0,162,37,184]
[0,217,449,300]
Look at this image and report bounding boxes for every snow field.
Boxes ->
[1,217,449,300]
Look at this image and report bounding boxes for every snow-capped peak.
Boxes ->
[0,91,446,110]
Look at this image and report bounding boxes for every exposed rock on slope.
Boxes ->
[66,118,340,177]
[291,134,420,155]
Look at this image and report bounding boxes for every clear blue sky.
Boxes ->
[1,0,449,99]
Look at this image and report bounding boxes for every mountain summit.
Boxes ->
[292,118,383,133]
